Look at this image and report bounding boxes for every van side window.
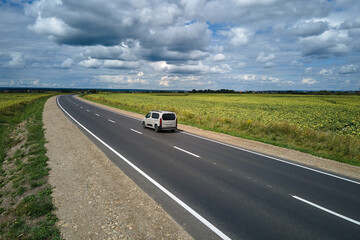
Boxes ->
[152,113,159,119]
[145,113,151,118]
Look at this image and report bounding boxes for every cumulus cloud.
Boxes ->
[231,0,279,6]
[290,20,329,37]
[256,52,276,67]
[96,75,148,85]
[103,60,139,69]
[213,53,226,61]
[338,64,358,74]
[340,18,360,30]
[1,0,358,90]
[78,58,102,68]
[28,16,81,43]
[256,52,276,63]
[150,61,231,74]
[219,28,252,46]
[56,58,73,69]
[8,53,26,67]
[291,60,303,67]
[300,29,352,57]
[319,68,334,75]
[302,77,318,84]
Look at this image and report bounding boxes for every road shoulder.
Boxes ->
[43,96,193,239]
[76,95,360,181]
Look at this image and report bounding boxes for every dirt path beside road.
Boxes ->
[43,96,193,239]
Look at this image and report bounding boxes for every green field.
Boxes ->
[0,93,51,116]
[83,93,360,166]
[0,93,61,239]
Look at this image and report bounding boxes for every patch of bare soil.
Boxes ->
[77,95,360,180]
[43,96,193,239]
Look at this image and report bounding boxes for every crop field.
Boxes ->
[0,93,51,116]
[83,93,360,166]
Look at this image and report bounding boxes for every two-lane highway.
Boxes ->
[57,95,360,239]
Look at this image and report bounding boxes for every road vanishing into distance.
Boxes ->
[57,95,360,240]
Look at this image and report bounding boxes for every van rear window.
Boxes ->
[162,113,176,120]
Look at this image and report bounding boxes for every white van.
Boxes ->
[142,111,177,132]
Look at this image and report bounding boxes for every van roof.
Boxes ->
[151,110,175,114]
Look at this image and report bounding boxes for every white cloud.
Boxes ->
[28,16,79,41]
[150,61,231,74]
[79,58,102,68]
[238,74,257,81]
[291,60,303,67]
[96,75,125,84]
[159,80,170,87]
[340,18,360,29]
[304,67,313,74]
[319,68,334,75]
[256,52,276,63]
[103,60,139,69]
[290,20,329,37]
[96,75,148,85]
[256,52,276,67]
[300,29,352,56]
[213,53,226,61]
[8,52,25,67]
[301,77,318,84]
[339,64,358,74]
[2,0,360,91]
[220,28,252,46]
[58,58,73,68]
[237,62,246,68]
[231,0,279,7]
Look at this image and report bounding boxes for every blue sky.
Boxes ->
[0,0,359,91]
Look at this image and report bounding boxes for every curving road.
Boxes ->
[57,95,360,240]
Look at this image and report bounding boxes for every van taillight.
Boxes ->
[160,118,162,127]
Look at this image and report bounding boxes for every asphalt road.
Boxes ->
[57,95,360,240]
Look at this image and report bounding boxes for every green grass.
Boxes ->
[83,93,360,166]
[0,93,61,240]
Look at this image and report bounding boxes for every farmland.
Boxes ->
[0,93,51,116]
[83,93,360,166]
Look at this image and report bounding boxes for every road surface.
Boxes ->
[57,95,360,240]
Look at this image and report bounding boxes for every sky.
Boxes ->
[0,0,360,91]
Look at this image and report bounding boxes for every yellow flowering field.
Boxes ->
[83,93,360,165]
[0,93,52,116]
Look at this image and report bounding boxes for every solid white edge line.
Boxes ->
[174,146,200,158]
[57,96,231,240]
[130,129,143,135]
[75,96,360,185]
[181,132,360,185]
[292,195,360,226]
[108,119,115,123]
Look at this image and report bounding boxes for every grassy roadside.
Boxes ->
[81,93,360,167]
[0,94,61,239]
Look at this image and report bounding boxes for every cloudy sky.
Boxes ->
[1,0,360,91]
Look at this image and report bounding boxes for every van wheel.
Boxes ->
[142,121,145,128]
[154,125,159,132]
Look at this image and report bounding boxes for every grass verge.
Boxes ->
[0,95,61,239]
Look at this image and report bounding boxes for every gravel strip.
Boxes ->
[77,95,360,181]
[43,96,193,240]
